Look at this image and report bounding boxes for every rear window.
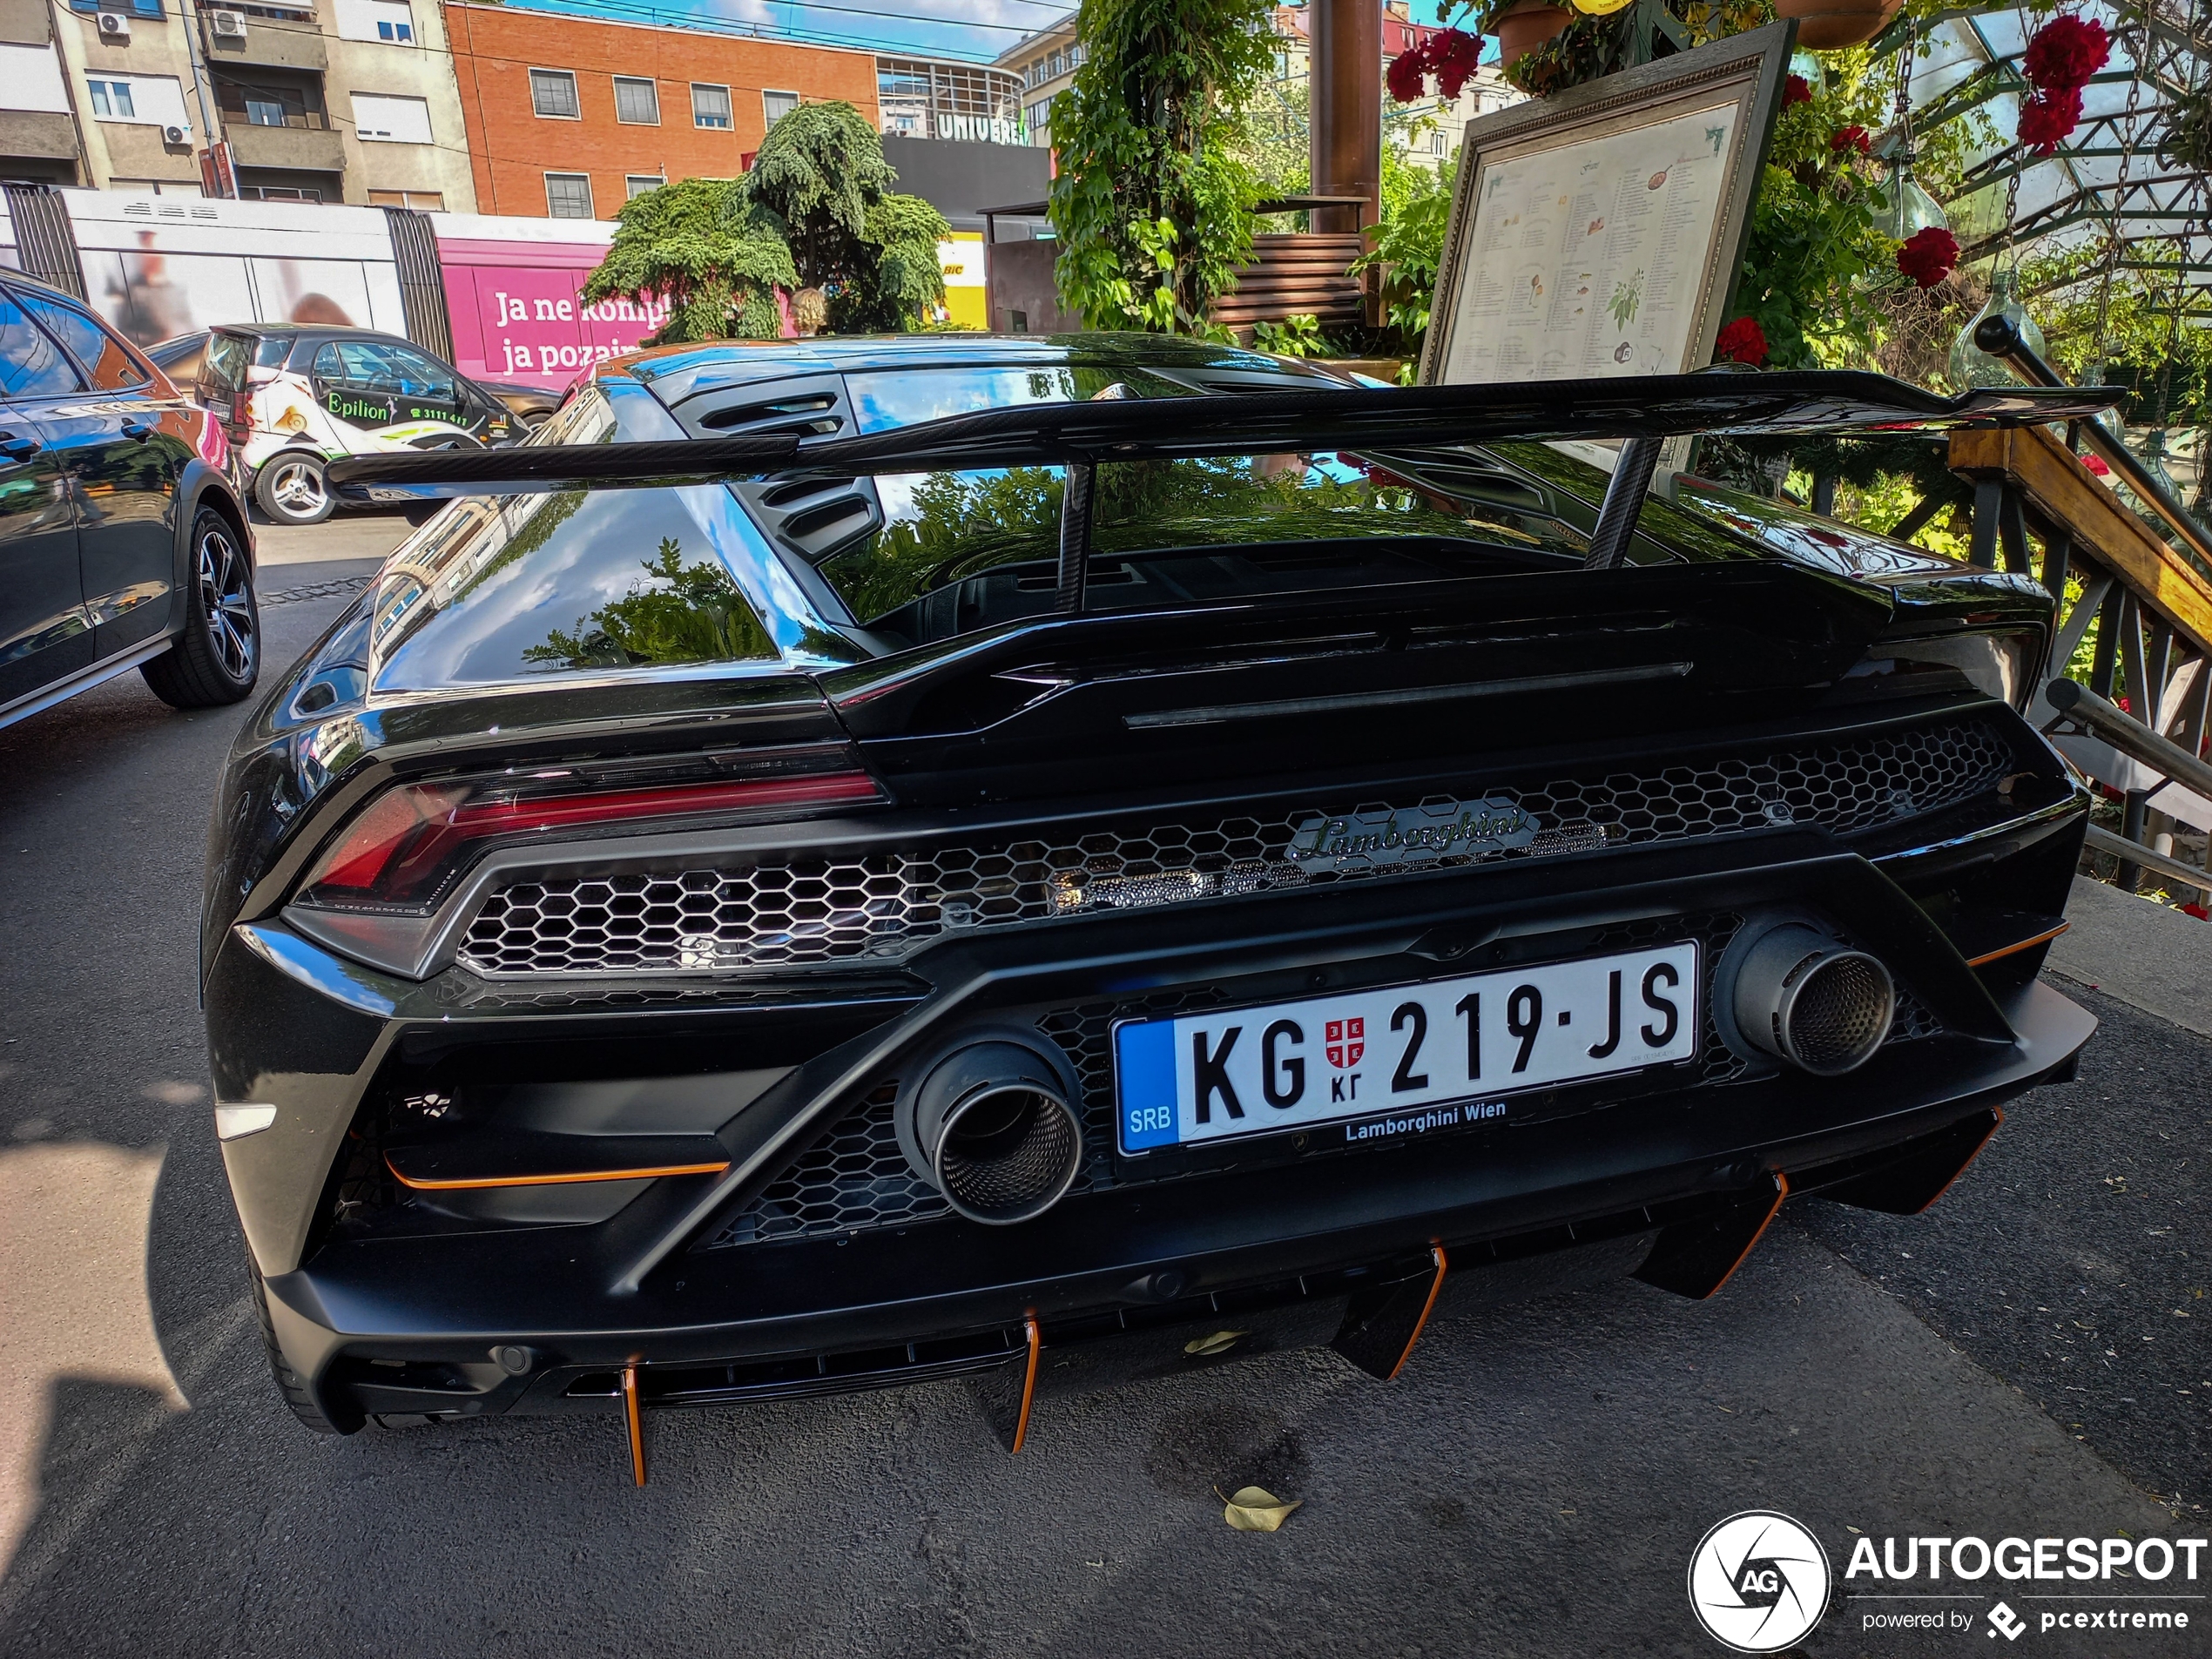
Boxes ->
[202,331,253,394]
[846,365,1197,432]
[15,291,148,390]
[0,293,82,398]
[812,450,1590,646]
[368,388,783,691]
[769,367,1592,646]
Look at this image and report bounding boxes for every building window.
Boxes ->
[213,71,324,129]
[624,174,662,199]
[368,187,443,208]
[612,75,658,125]
[544,172,593,218]
[874,57,1024,145]
[334,0,413,42]
[691,83,731,128]
[529,68,579,119]
[87,79,138,119]
[353,91,431,143]
[70,0,164,16]
[762,88,798,125]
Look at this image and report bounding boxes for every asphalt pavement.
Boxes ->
[0,519,2205,1657]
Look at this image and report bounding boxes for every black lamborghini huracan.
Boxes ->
[200,334,2106,1473]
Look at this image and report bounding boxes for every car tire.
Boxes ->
[519,408,551,432]
[246,1247,343,1434]
[254,450,334,525]
[141,507,260,708]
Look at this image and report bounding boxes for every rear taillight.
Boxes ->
[283,752,887,979]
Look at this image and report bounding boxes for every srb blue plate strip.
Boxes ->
[1115,1019,1180,1151]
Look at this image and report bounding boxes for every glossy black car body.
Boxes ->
[0,273,259,732]
[203,335,2100,1440]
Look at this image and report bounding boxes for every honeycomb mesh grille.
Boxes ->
[458,716,2014,978]
[705,909,1962,1250]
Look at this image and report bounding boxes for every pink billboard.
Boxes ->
[437,234,671,389]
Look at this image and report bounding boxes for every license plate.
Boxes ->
[1114,942,1700,1155]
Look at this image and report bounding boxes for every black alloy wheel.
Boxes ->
[143,507,260,707]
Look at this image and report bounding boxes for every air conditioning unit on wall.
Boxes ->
[208,9,246,36]
[96,11,130,40]
[163,124,188,144]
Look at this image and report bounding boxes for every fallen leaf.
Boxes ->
[1220,1486,1302,1532]
[1184,1330,1250,1357]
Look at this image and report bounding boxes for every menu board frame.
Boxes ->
[1419,22,1797,388]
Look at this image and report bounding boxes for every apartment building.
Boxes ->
[997,12,1081,146]
[0,0,475,205]
[444,3,880,220]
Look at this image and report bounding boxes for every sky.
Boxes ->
[516,0,1074,65]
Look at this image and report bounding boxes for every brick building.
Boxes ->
[444,1,880,220]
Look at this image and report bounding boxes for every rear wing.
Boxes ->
[327,369,2116,584]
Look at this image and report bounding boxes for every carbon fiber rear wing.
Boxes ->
[326,369,2116,589]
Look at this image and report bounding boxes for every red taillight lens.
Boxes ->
[297,769,884,914]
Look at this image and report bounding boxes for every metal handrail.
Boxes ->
[1972,314,2212,583]
[2046,678,2212,799]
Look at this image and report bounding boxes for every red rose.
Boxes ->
[1714,316,1767,366]
[1895,226,1959,288]
[1783,73,1812,108]
[1830,125,1872,154]
[1428,29,1482,100]
[1387,43,1430,102]
[2019,85,2084,153]
[2022,13,2110,92]
[2082,453,2111,475]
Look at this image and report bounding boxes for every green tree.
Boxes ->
[580,178,796,343]
[741,102,949,331]
[1048,0,1277,334]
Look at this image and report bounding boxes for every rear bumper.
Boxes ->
[237,821,2097,1431]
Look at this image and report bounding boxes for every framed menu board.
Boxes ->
[1419,22,1797,387]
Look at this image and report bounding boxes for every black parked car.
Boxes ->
[0,274,259,732]
[202,336,2106,1467]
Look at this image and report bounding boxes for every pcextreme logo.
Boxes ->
[1688,1511,1832,1653]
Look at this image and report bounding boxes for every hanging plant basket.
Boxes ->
[1772,0,1899,51]
[2159,84,2212,174]
[1493,0,1572,67]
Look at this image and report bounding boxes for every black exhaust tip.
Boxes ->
[896,1034,1084,1225]
[1720,918,1895,1076]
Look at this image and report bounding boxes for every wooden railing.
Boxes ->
[1947,321,2212,898]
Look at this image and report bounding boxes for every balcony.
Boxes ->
[223,117,344,174]
[205,12,327,71]
[0,110,78,159]
[0,0,50,44]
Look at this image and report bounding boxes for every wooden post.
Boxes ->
[1310,0,1381,316]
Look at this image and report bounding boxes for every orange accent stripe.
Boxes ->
[1910,1105,2005,1215]
[622,1365,646,1487]
[1386,1244,1450,1381]
[1702,1173,1790,1301]
[1009,1317,1042,1454]
[386,1156,730,1191]
[1966,921,2070,968]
